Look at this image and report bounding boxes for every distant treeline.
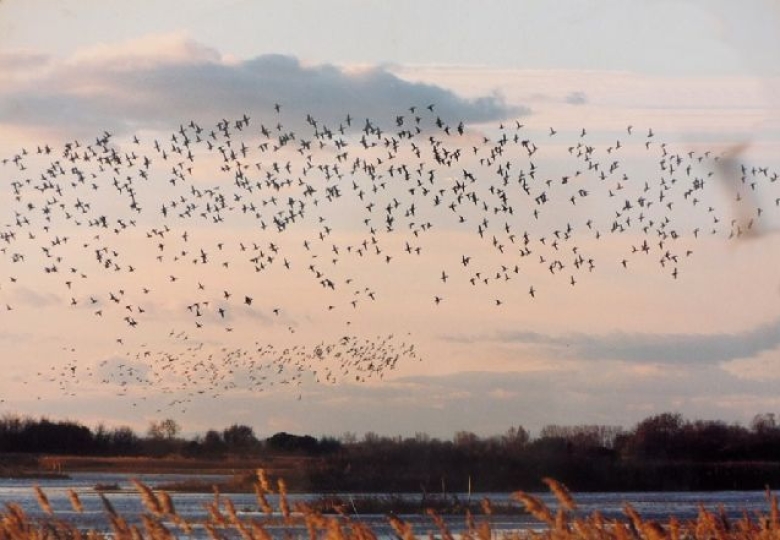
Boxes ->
[0,415,340,457]
[2,412,780,491]
[309,413,780,492]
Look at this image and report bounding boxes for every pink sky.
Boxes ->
[1,3,779,439]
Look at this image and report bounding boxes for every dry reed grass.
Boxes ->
[67,488,84,514]
[1,471,778,540]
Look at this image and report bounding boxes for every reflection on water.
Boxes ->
[0,473,772,537]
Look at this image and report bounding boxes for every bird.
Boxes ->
[2,103,775,410]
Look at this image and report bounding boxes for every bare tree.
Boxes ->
[147,418,181,439]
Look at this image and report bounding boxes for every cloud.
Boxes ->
[0,34,523,139]
[21,361,780,439]
[720,348,780,381]
[14,358,780,438]
[301,365,780,436]
[485,317,780,365]
[67,32,221,69]
[565,91,587,105]
[0,51,51,81]
[5,286,61,308]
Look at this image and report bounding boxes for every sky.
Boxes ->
[1,1,780,441]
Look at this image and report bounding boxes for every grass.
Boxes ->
[39,454,284,474]
[3,472,780,540]
[0,454,70,480]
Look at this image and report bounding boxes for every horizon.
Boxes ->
[0,409,773,443]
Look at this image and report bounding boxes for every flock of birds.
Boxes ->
[1,103,778,411]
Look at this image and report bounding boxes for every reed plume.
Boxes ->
[249,521,274,540]
[67,489,84,513]
[99,492,132,539]
[622,502,644,532]
[768,487,780,530]
[253,470,273,515]
[481,497,493,516]
[348,521,378,540]
[205,500,227,527]
[2,476,780,540]
[511,491,554,525]
[141,514,172,540]
[669,516,681,540]
[33,485,53,515]
[257,468,271,492]
[157,490,175,516]
[2,503,30,537]
[131,479,162,516]
[278,478,291,519]
[426,508,455,540]
[542,477,577,511]
[476,520,491,540]
[387,515,416,540]
[254,482,273,515]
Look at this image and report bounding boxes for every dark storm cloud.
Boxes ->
[0,38,524,138]
[492,317,780,364]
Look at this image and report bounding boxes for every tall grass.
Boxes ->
[3,471,779,540]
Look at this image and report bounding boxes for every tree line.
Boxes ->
[0,414,337,457]
[307,413,780,492]
[2,412,780,491]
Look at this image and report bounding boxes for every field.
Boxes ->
[3,453,311,480]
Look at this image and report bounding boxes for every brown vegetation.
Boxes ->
[2,473,780,540]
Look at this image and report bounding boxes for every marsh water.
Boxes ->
[0,473,773,537]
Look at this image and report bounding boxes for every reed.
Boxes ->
[131,478,163,516]
[33,484,53,515]
[2,477,780,540]
[67,488,84,513]
[542,477,577,511]
[511,490,555,525]
[277,477,291,520]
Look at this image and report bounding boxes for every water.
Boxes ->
[0,473,773,537]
